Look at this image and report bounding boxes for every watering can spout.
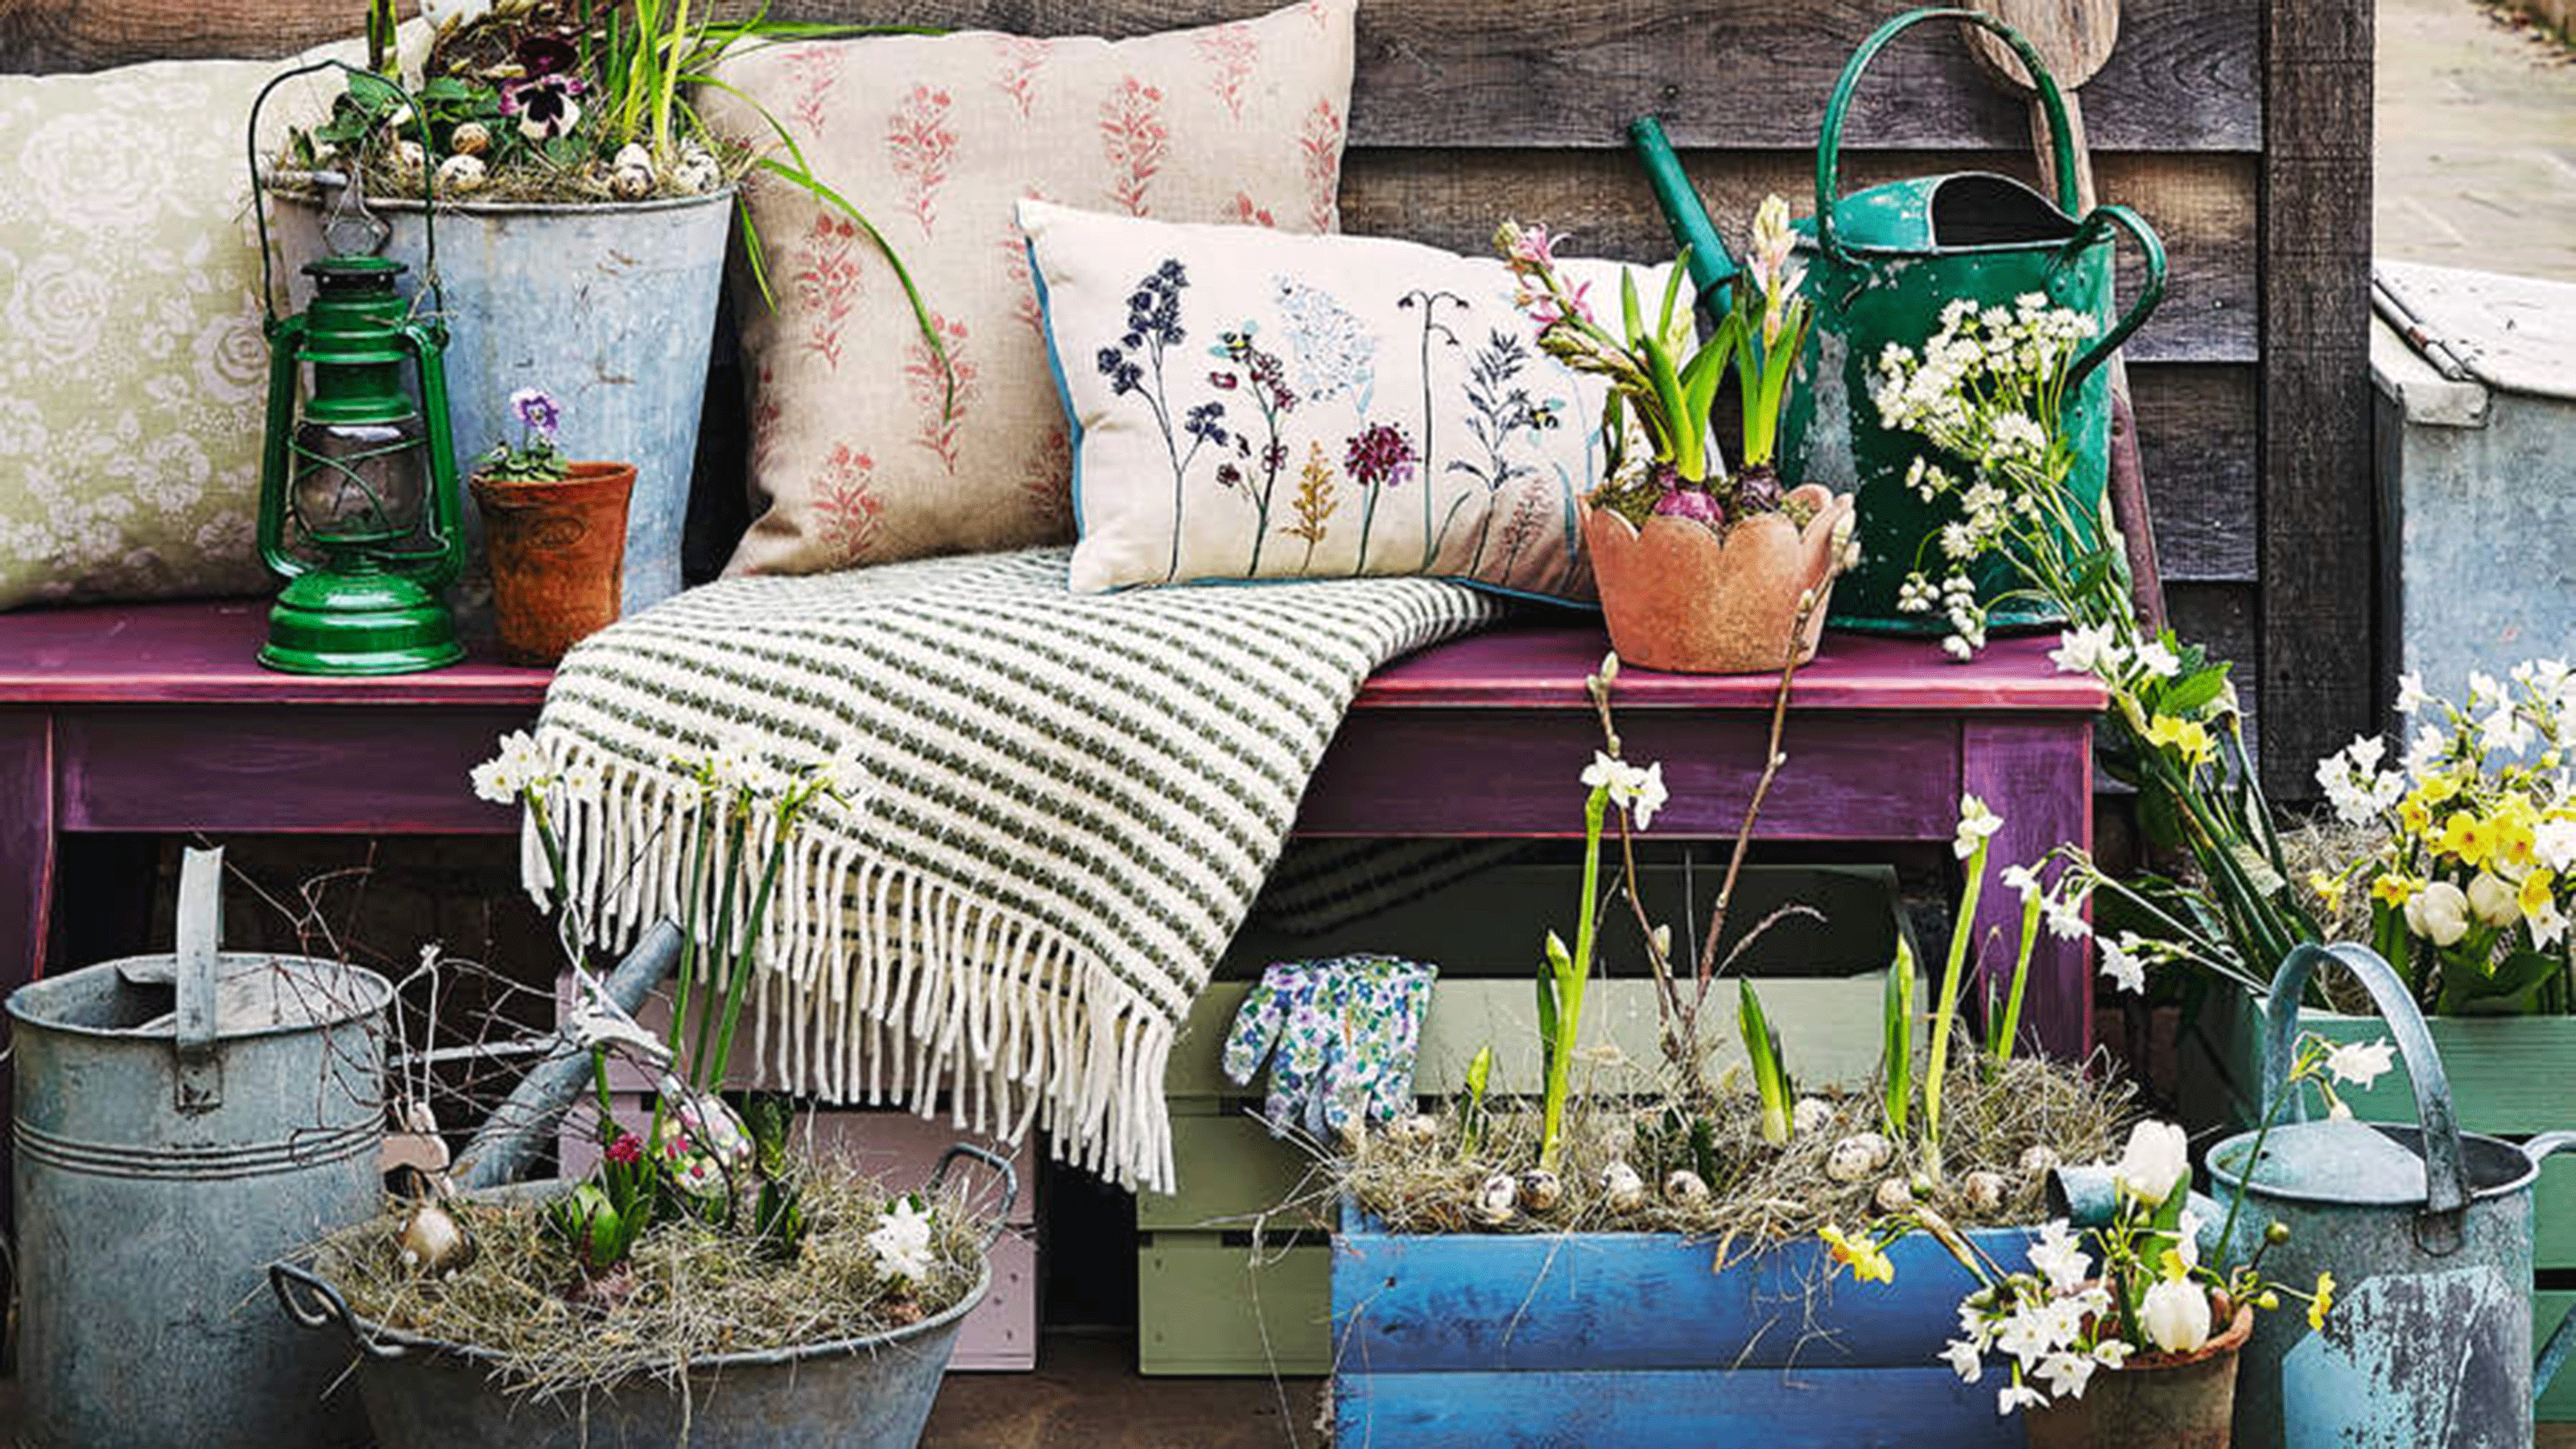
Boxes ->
[1625,116,1740,314]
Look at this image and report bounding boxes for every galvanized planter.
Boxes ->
[2179,985,2576,1422]
[276,189,734,617]
[1330,1206,2037,1447]
[275,1146,1014,1449]
[275,1249,988,1449]
[6,848,392,1449]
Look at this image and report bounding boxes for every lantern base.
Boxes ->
[260,570,464,675]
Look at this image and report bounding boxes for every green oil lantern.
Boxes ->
[248,62,465,675]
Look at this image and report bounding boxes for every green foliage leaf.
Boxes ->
[2437,949,2562,1014]
[1882,936,1915,1133]
[2157,664,2234,720]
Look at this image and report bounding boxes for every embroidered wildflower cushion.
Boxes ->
[702,1,1356,578]
[0,51,353,609]
[1022,201,1674,601]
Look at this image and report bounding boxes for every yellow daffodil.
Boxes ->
[2146,714,2215,769]
[1818,1224,1894,1285]
[2372,873,2420,908]
[2439,811,2495,869]
[2417,770,2462,806]
[2309,870,2348,913]
[2398,794,2434,837]
[2309,1271,2335,1330]
[2523,870,2558,919]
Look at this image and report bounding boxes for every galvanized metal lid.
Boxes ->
[2215,1118,2430,1205]
[2373,259,2576,407]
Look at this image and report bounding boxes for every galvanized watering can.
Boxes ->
[6,847,392,1449]
[2209,942,2576,1448]
[1781,7,2166,633]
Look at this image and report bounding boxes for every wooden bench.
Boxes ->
[0,600,2103,1049]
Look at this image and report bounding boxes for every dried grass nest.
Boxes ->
[312,1162,993,1403]
[1335,1055,2135,1253]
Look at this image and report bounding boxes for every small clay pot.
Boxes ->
[1582,483,1856,675]
[2021,1304,2255,1449]
[471,460,636,667]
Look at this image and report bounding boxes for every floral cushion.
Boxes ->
[701,1,1356,579]
[0,52,350,609]
[1022,201,1673,601]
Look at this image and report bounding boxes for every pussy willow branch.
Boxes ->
[1692,589,1822,1017]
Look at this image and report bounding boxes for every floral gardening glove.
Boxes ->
[1222,956,1436,1138]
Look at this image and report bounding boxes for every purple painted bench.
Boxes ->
[0,598,2103,1048]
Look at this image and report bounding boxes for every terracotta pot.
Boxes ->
[470,461,637,667]
[1582,483,1856,674]
[2022,1304,2255,1449]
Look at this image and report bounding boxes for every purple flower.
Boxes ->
[510,387,562,439]
[500,72,585,142]
[1344,423,1418,490]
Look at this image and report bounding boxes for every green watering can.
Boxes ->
[1637,8,2168,634]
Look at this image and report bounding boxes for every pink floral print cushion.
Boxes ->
[1022,202,1676,602]
[701,1,1356,578]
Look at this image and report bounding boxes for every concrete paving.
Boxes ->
[2377,0,2576,279]
[925,1334,1321,1449]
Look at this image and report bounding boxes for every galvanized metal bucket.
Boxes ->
[1784,6,2166,634]
[275,188,734,617]
[2210,942,2576,1448]
[6,848,392,1449]
[271,1144,1018,1449]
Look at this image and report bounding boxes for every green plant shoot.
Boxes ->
[1882,935,1915,1135]
[1458,1043,1495,1162]
[1924,795,2000,1180]
[1737,978,1794,1146]
[1537,782,1611,1172]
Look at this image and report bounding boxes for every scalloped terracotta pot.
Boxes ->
[470,461,637,667]
[1581,483,1856,675]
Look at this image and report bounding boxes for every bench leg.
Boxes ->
[0,711,53,1267]
[1963,717,2094,1058]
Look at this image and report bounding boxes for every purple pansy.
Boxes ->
[510,387,562,438]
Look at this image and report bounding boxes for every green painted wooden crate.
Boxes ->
[1139,862,1918,1375]
[2180,994,2576,1420]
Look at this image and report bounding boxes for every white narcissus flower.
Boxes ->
[2404,880,2471,947]
[2538,820,2576,874]
[2113,1121,2190,1208]
[2000,863,2042,902]
[469,757,524,804]
[2132,639,2182,679]
[867,1197,939,1284]
[1996,1381,2050,1416]
[1955,795,2004,860]
[2138,1278,2213,1355]
[2036,1350,2096,1401]
[2395,671,2429,716]
[2480,704,2536,757]
[2467,872,2521,929]
[2042,893,2091,941]
[2532,898,2570,952]
[1942,1336,1986,1385]
[2025,1219,2092,1294]
[2325,1038,2396,1088]
[2099,935,2146,994]
[2047,623,2126,679]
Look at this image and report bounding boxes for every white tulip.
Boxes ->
[2467,872,2521,929]
[2404,881,2471,947]
[2113,1121,2190,1208]
[2138,1278,2212,1355]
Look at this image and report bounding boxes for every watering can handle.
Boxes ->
[2260,943,2468,1222]
[1814,8,2081,266]
[929,1142,1022,1250]
[2529,1133,2576,1400]
[2050,204,2167,390]
[173,848,224,1112]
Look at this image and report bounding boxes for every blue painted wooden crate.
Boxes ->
[1331,1206,2036,1447]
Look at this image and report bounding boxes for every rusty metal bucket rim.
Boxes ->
[6,954,394,1043]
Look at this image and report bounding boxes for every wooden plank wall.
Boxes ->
[0,0,2371,794]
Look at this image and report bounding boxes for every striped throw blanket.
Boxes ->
[530,549,1500,1190]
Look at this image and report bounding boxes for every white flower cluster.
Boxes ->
[867,1196,939,1285]
[1580,750,1669,830]
[2043,621,2181,689]
[2314,733,2407,826]
[1946,1219,2129,1414]
[2001,860,2093,943]
[469,729,552,804]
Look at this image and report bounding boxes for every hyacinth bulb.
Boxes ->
[1732,465,1785,515]
[1651,485,1725,530]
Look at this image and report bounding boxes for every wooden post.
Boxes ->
[2258,0,2376,797]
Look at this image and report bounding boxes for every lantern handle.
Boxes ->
[246,57,444,328]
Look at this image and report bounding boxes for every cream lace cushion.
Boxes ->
[0,52,351,609]
[1023,202,1670,602]
[704,1,1356,577]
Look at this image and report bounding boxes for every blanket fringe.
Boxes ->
[526,738,1178,1192]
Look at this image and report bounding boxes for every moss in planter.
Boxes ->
[1336,1055,2132,1249]
[312,1161,994,1403]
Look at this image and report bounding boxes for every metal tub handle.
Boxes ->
[2260,943,2468,1244]
[270,1260,407,1361]
[2525,1132,2576,1399]
[927,1143,1020,1249]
